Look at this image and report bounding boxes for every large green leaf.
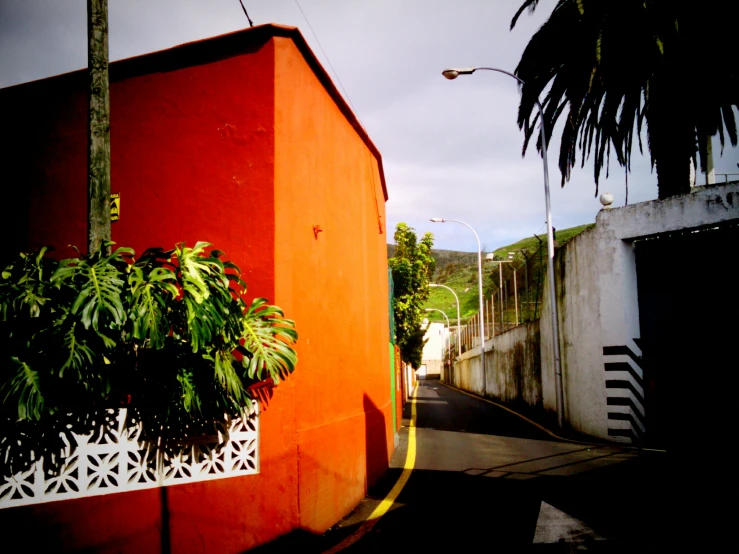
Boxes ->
[1,357,44,420]
[52,247,132,332]
[177,368,201,414]
[0,248,53,321]
[241,298,298,383]
[173,242,233,353]
[212,350,248,404]
[1,241,300,466]
[128,264,178,348]
[56,320,95,380]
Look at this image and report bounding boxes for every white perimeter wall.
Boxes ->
[540,182,739,441]
[449,183,739,443]
[421,322,446,376]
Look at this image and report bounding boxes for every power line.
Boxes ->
[292,0,382,235]
[237,0,254,27]
[293,0,363,128]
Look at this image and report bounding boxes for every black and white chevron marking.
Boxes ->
[603,344,645,443]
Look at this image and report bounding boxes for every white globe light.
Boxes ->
[599,192,614,208]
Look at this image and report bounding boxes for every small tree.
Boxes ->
[388,223,435,369]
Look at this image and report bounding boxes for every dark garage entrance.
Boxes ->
[635,222,738,450]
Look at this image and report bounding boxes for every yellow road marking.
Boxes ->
[322,386,418,553]
[365,386,417,520]
[323,381,663,552]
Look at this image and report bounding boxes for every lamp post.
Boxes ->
[441,66,565,428]
[430,218,486,394]
[492,252,516,331]
[429,283,462,357]
[425,308,451,377]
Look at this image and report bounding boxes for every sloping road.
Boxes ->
[252,380,673,553]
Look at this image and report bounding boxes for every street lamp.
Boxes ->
[425,308,451,374]
[442,66,565,428]
[492,252,513,333]
[430,217,486,394]
[429,283,462,357]
[493,252,518,328]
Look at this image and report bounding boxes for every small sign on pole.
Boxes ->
[110,193,120,221]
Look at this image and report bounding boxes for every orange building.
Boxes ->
[0,24,393,551]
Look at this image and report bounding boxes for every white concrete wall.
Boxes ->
[449,320,541,408]
[454,183,739,443]
[541,182,739,442]
[540,226,608,438]
[451,342,484,395]
[420,322,446,377]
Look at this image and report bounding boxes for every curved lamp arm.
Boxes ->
[430,217,486,392]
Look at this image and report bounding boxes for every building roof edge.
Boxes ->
[0,23,389,202]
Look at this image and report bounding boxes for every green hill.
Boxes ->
[389,224,594,326]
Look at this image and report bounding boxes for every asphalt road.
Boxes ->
[252,380,682,553]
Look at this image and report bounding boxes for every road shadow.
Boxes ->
[343,468,541,552]
[245,467,541,553]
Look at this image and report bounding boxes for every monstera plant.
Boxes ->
[0,242,297,474]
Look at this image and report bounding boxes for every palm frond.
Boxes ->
[510,0,545,30]
[513,0,738,198]
[721,104,738,149]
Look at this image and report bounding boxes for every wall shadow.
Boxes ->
[160,487,171,554]
[363,394,388,492]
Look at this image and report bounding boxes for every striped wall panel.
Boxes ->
[603,344,645,443]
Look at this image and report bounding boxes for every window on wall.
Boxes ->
[0,405,259,509]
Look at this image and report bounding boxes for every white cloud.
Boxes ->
[2,0,737,251]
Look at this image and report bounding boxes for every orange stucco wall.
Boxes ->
[0,36,303,552]
[273,37,392,533]
[0,27,391,552]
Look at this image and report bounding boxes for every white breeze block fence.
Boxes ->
[0,404,259,509]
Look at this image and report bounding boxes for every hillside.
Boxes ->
[387,244,477,269]
[388,223,594,325]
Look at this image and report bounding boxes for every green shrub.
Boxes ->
[0,242,297,474]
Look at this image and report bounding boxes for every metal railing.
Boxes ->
[715,173,739,184]
[439,240,547,358]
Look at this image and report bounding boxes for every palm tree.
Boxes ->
[511,0,738,200]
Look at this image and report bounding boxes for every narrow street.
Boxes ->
[253,381,672,553]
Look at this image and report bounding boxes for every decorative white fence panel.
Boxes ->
[0,404,259,509]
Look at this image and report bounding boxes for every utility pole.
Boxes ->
[705,137,716,185]
[87,0,111,254]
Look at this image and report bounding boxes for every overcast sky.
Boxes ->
[2,0,738,252]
